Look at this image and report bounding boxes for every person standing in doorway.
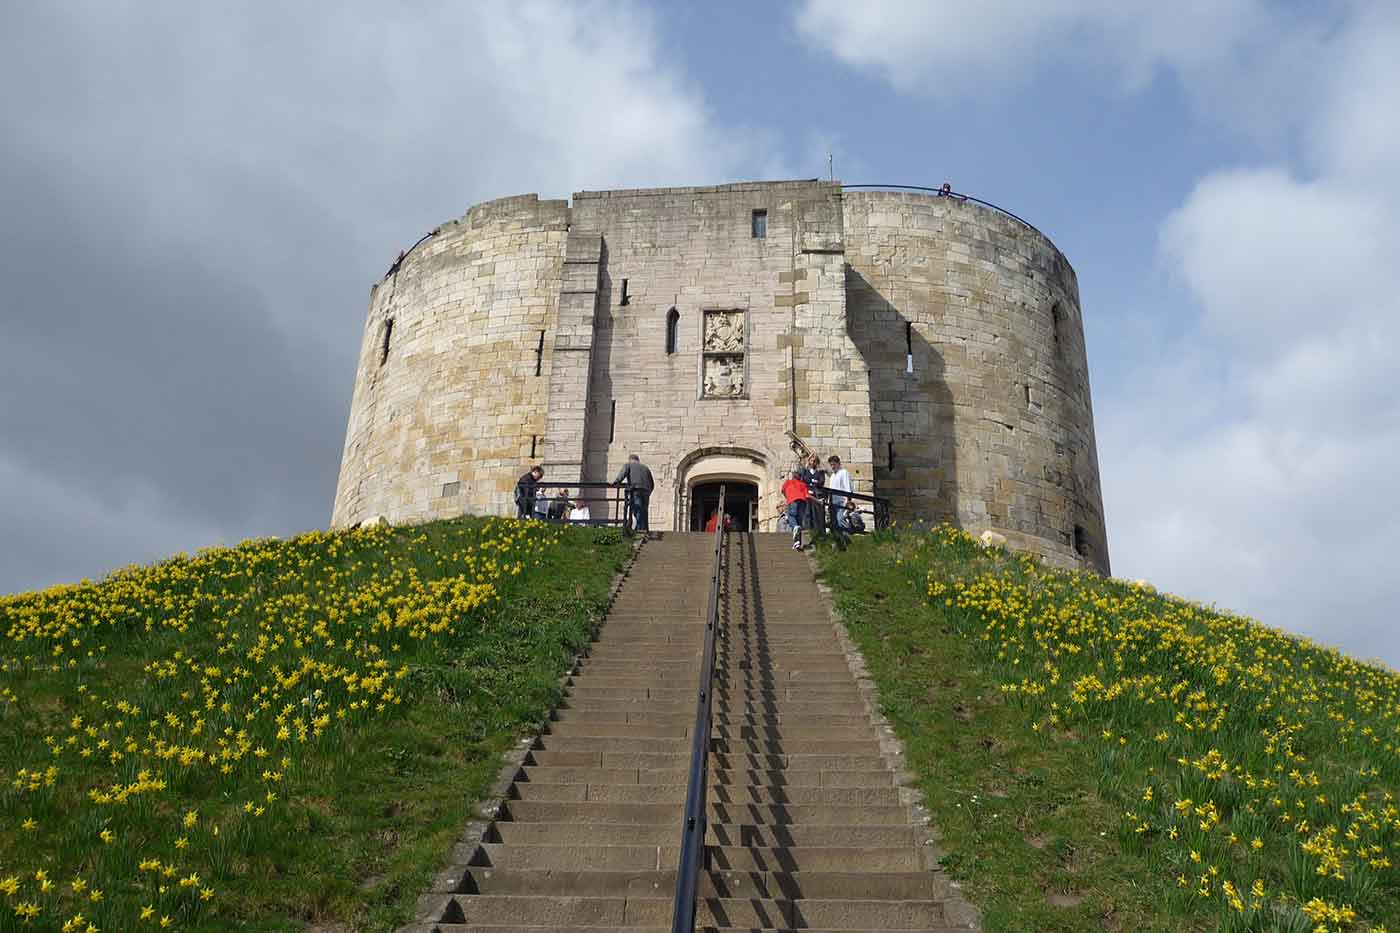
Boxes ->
[781,470,811,550]
[826,455,853,532]
[613,453,655,533]
[514,465,543,520]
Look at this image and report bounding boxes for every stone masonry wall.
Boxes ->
[843,191,1109,572]
[330,181,1109,572]
[569,181,874,531]
[330,194,569,527]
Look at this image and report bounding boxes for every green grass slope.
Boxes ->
[0,518,630,932]
[815,526,1398,933]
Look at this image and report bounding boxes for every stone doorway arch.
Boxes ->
[673,447,769,532]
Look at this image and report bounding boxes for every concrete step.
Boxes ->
[500,801,911,826]
[469,842,927,874]
[545,722,878,743]
[516,767,895,789]
[490,821,923,849]
[432,893,947,928]
[455,867,945,900]
[510,782,900,807]
[535,736,883,757]
[551,709,872,728]
[526,750,890,772]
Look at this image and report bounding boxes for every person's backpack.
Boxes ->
[847,511,866,533]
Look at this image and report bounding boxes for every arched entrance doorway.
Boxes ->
[689,481,758,531]
[673,447,769,532]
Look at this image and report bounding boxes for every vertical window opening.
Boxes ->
[379,318,394,366]
[620,278,630,306]
[751,209,767,239]
[534,330,545,376]
[888,441,895,471]
[665,307,679,355]
[530,435,537,458]
[1073,524,1090,557]
[1051,303,1064,351]
[608,400,617,443]
[905,321,914,374]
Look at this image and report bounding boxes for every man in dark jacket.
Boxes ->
[613,454,655,532]
[514,465,543,519]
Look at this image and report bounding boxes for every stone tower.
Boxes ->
[331,180,1109,572]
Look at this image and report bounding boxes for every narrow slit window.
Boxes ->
[665,307,679,355]
[888,441,895,471]
[1051,303,1064,350]
[608,400,617,443]
[379,318,394,366]
[534,330,545,376]
[620,278,630,306]
[530,435,537,458]
[751,209,767,239]
[905,321,914,374]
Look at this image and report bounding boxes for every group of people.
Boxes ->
[780,454,855,550]
[512,454,656,530]
[513,451,856,548]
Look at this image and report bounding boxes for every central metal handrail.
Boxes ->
[670,484,726,932]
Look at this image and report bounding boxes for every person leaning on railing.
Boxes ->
[612,453,655,533]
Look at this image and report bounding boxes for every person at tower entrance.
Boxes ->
[514,465,543,520]
[781,470,811,550]
[613,454,655,533]
[827,455,853,532]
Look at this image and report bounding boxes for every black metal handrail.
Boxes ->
[518,480,632,528]
[843,183,1047,241]
[809,485,892,532]
[670,484,726,932]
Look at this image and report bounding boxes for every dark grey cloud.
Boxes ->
[0,1,767,593]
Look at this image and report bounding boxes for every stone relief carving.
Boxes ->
[701,309,746,398]
[703,355,745,398]
[703,310,744,353]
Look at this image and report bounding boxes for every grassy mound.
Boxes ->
[0,518,629,932]
[815,526,1398,933]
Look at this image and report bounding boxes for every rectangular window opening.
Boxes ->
[888,441,895,471]
[380,319,394,366]
[905,322,914,374]
[530,435,537,458]
[534,330,545,376]
[751,209,767,239]
[1073,524,1090,557]
[608,400,617,443]
[620,278,629,306]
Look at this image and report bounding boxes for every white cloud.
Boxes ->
[798,0,1400,664]
[794,0,1271,93]
[0,1,784,594]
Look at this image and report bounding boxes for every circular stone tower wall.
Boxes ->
[331,195,570,528]
[843,191,1108,572]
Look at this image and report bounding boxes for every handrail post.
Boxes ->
[670,484,726,932]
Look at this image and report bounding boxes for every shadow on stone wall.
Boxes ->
[846,267,958,529]
[581,239,614,496]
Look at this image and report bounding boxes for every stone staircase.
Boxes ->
[410,532,975,932]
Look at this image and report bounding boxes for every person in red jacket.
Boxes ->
[781,470,811,550]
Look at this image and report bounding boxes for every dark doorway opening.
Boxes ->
[689,481,757,531]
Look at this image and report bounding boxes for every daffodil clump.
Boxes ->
[910,524,1398,932]
[0,517,601,931]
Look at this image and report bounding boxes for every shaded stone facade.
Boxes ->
[331,180,1109,572]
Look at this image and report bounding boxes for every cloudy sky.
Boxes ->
[3,1,1397,665]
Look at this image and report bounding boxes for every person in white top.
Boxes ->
[826,455,853,532]
[568,499,592,524]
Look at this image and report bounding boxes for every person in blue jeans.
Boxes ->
[613,453,655,533]
[781,470,811,550]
